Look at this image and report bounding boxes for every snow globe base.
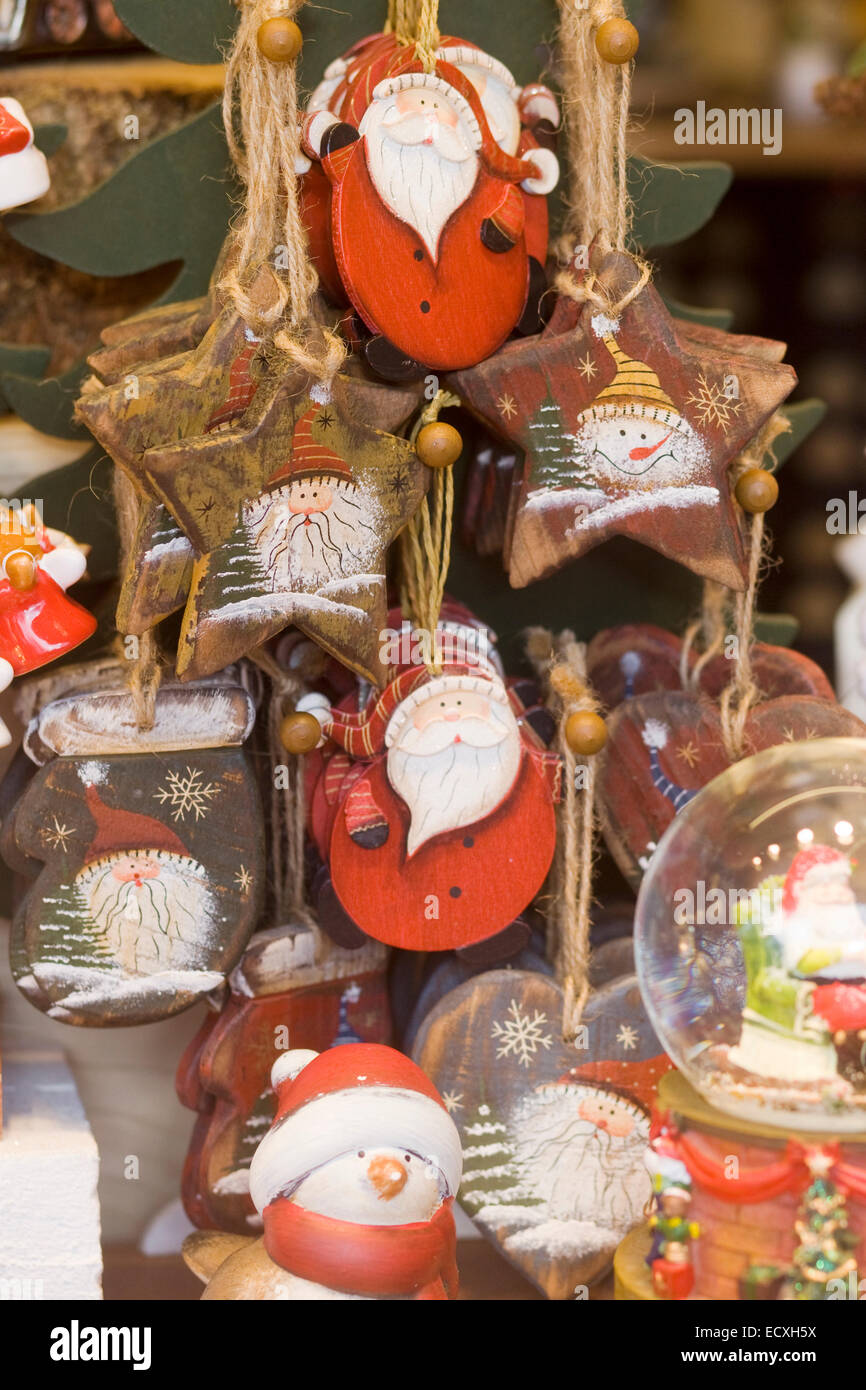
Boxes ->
[618,1069,866,1301]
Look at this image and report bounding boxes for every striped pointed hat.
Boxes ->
[578,316,691,433]
[324,664,506,759]
[267,400,353,488]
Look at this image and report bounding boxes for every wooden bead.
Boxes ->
[279,710,320,754]
[595,17,639,64]
[416,421,463,470]
[565,709,608,756]
[735,468,778,514]
[256,17,302,63]
[4,550,37,590]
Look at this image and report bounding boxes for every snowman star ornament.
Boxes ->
[0,97,50,210]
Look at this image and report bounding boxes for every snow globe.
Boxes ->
[615,738,866,1302]
[635,736,866,1131]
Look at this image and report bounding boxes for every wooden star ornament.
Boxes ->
[452,250,797,590]
[143,371,429,685]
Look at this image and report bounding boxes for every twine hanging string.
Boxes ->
[399,390,460,674]
[385,0,439,70]
[527,628,601,1042]
[249,646,320,940]
[554,0,650,321]
[113,471,162,730]
[717,411,790,760]
[679,581,730,693]
[222,0,345,381]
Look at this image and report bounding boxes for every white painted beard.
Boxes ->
[791,901,865,945]
[76,852,214,975]
[364,127,478,261]
[388,718,521,856]
[245,482,377,589]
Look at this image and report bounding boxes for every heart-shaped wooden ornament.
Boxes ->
[587,623,834,710]
[598,690,866,888]
[412,969,671,1299]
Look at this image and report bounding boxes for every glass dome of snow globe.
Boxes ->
[635,737,866,1133]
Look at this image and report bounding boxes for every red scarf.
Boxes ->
[262,1197,459,1300]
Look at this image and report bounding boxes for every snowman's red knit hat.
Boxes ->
[782,844,852,914]
[248,1043,463,1214]
[83,782,188,864]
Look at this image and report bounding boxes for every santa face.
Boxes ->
[387,684,522,856]
[360,87,479,261]
[577,1090,639,1139]
[458,65,521,155]
[75,849,214,973]
[292,1146,443,1225]
[245,474,377,589]
[573,416,701,484]
[511,1082,650,1229]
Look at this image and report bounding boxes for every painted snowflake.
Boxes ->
[442,1091,464,1114]
[616,1023,638,1051]
[491,1000,553,1068]
[153,766,221,823]
[685,373,743,434]
[42,816,75,852]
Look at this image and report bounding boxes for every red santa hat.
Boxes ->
[266,399,353,489]
[368,61,541,187]
[247,1043,463,1214]
[323,663,506,758]
[82,781,189,865]
[782,844,852,915]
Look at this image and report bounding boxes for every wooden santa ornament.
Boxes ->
[0,97,50,210]
[301,43,558,375]
[413,968,671,1299]
[0,504,95,675]
[300,661,561,955]
[4,681,264,1025]
[183,1043,462,1300]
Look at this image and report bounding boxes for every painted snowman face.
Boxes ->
[294,1146,443,1225]
[577,416,692,481]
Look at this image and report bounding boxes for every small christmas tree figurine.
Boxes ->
[785,1155,859,1301]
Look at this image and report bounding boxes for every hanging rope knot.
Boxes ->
[554,254,652,320]
[272,324,348,383]
[527,628,601,1042]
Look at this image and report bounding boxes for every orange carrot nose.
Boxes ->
[629,429,673,462]
[367,1155,408,1201]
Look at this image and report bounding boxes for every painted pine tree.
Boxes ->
[526,385,588,493]
[211,508,271,606]
[31,876,117,972]
[459,1100,543,1215]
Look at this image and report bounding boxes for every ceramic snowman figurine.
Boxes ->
[0,97,50,211]
[183,1043,463,1300]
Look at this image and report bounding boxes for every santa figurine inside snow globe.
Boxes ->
[635,737,866,1132]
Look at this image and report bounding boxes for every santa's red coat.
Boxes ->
[328,748,556,950]
[324,139,530,370]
